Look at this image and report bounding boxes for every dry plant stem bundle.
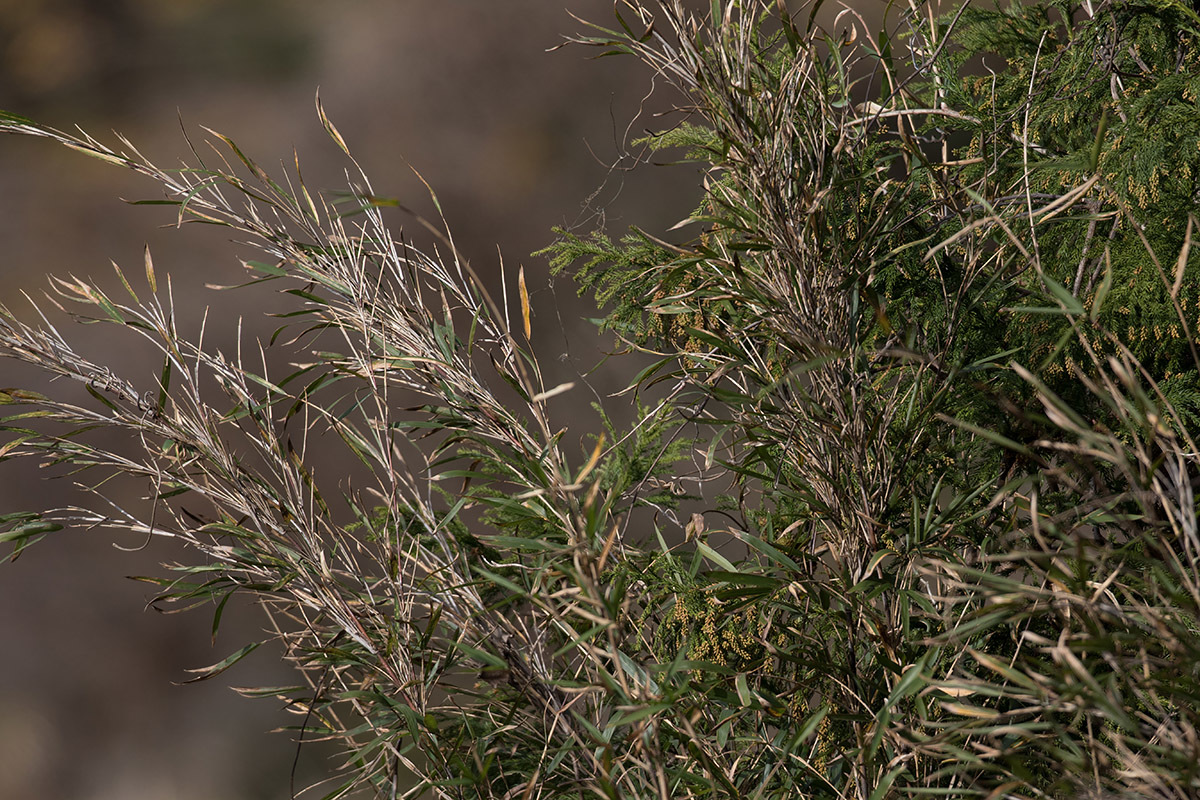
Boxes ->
[4,1,1200,798]
[0,105,627,797]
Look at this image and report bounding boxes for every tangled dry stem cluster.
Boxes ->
[3,1,1200,798]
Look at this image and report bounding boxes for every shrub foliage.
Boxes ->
[3,1,1200,797]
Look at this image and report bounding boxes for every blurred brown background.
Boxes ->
[0,2,699,798]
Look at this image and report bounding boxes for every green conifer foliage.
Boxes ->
[937,0,1200,387]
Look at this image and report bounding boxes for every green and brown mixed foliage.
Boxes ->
[4,1,1200,797]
